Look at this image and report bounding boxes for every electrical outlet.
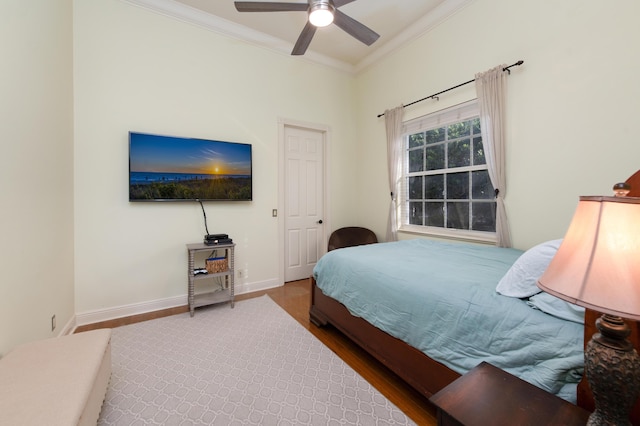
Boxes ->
[272,209,278,217]
[51,315,56,332]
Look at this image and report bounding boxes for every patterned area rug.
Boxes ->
[98,295,414,425]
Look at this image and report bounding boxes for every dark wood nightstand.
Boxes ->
[429,362,590,426]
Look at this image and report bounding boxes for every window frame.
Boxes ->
[398,100,497,244]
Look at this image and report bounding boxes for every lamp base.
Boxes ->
[585,314,640,426]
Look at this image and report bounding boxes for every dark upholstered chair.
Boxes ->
[327,227,378,251]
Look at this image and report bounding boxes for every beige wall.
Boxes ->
[72,0,359,315]
[0,0,75,355]
[355,0,640,249]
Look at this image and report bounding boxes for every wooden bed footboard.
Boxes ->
[310,276,460,399]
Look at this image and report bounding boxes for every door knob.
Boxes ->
[318,220,323,224]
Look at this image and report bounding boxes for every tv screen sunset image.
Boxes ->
[129,133,252,201]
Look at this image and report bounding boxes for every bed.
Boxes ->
[311,238,583,401]
[310,170,640,418]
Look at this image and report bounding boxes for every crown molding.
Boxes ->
[122,0,473,75]
[354,0,474,73]
[122,0,355,73]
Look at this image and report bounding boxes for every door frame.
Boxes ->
[277,117,331,285]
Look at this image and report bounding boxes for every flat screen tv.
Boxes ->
[129,132,252,201]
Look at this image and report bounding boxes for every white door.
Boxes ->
[284,125,325,282]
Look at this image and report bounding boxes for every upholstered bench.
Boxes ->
[0,329,112,426]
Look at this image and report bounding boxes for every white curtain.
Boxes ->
[384,105,404,242]
[475,65,512,247]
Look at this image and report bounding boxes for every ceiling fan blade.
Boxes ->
[333,9,380,46]
[292,22,317,55]
[234,2,309,12]
[333,0,357,7]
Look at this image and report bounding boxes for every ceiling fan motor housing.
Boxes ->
[309,0,335,27]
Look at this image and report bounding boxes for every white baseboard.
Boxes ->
[59,316,77,337]
[75,294,187,328]
[74,278,282,330]
[235,278,281,295]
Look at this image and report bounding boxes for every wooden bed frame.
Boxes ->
[309,278,460,398]
[310,169,640,421]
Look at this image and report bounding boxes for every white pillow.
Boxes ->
[496,239,562,298]
[527,292,585,323]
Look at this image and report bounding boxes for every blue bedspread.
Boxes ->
[312,239,584,402]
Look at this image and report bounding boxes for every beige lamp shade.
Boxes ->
[538,196,640,321]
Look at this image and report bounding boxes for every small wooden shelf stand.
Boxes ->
[187,242,235,317]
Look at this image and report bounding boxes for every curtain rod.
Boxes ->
[377,60,524,118]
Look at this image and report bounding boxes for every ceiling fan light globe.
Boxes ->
[309,4,334,27]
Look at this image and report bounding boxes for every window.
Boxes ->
[399,101,496,241]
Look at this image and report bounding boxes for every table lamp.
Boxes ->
[538,193,640,426]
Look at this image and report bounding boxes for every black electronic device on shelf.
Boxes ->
[204,234,232,245]
[197,199,233,245]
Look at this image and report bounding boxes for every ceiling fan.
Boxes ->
[234,0,380,55]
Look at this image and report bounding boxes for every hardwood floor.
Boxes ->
[77,278,437,425]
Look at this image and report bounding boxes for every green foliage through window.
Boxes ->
[404,116,496,234]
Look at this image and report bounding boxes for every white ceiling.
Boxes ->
[126,0,473,73]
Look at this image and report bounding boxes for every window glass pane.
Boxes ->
[447,202,469,229]
[409,148,424,173]
[473,136,485,166]
[401,104,497,238]
[446,172,469,199]
[447,121,471,138]
[409,132,424,148]
[448,138,471,168]
[426,202,444,227]
[472,202,496,232]
[409,202,423,225]
[409,176,423,199]
[472,118,481,135]
[426,128,445,144]
[471,170,494,199]
[426,144,445,171]
[425,174,444,199]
